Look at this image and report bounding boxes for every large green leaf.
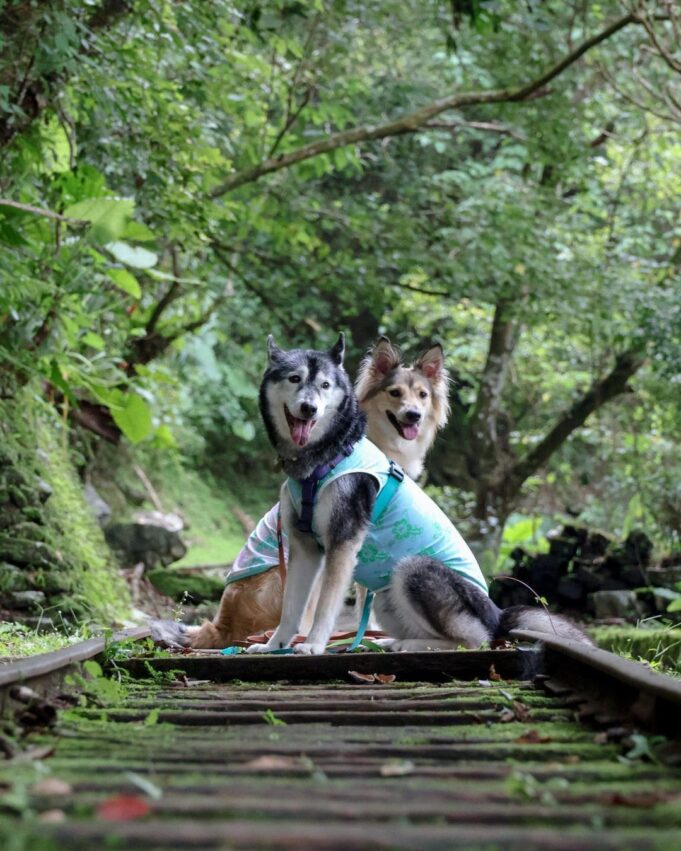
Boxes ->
[105,241,158,269]
[110,392,154,444]
[107,267,141,298]
[63,198,134,243]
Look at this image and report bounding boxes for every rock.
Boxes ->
[0,536,63,569]
[104,523,187,568]
[647,566,681,587]
[133,510,184,533]
[557,575,585,605]
[147,568,224,602]
[0,563,32,593]
[35,478,53,502]
[589,590,642,620]
[6,590,46,610]
[623,530,653,566]
[581,531,610,560]
[83,482,112,525]
[621,564,649,588]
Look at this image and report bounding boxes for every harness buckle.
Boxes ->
[388,460,405,482]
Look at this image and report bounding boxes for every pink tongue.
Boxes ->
[291,418,314,446]
[401,423,419,441]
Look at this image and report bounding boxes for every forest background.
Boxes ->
[0,0,679,637]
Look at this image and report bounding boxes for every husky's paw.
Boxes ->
[245,643,272,654]
[293,642,326,655]
[148,619,188,649]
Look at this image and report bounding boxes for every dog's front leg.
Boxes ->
[295,535,365,655]
[247,497,322,653]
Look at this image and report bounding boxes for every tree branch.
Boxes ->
[509,348,645,490]
[0,198,87,225]
[209,12,636,197]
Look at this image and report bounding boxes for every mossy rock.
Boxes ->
[147,567,225,602]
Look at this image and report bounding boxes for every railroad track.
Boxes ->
[0,628,680,849]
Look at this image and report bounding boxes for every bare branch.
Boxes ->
[209,12,637,197]
[0,198,88,225]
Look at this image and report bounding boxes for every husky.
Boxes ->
[152,337,450,650]
[245,334,592,655]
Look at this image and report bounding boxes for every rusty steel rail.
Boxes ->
[0,626,150,711]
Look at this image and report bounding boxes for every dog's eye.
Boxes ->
[321,381,330,389]
[389,389,401,398]
[419,390,428,399]
[288,375,301,384]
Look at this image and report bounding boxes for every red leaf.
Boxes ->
[515,729,552,744]
[348,671,376,684]
[97,795,152,821]
[375,674,396,684]
[489,664,502,681]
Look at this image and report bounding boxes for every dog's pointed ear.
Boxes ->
[328,332,345,365]
[371,337,401,375]
[415,344,445,380]
[267,335,285,363]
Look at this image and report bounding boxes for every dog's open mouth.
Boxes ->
[386,411,419,441]
[285,405,317,446]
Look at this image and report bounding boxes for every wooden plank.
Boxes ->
[120,647,540,683]
[39,819,677,849]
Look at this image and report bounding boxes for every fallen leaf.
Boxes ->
[375,674,396,684]
[97,794,152,821]
[515,729,552,745]
[242,755,299,770]
[348,671,376,684]
[489,664,502,681]
[31,778,72,796]
[512,701,531,723]
[380,759,414,777]
[38,809,66,823]
[478,679,491,687]
[499,709,516,723]
[565,755,581,764]
[608,791,681,808]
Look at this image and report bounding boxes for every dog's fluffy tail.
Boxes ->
[496,606,594,646]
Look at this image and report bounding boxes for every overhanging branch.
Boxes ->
[509,348,645,490]
[209,12,636,197]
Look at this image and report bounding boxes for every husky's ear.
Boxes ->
[328,333,345,365]
[371,337,401,375]
[267,335,285,363]
[415,344,445,381]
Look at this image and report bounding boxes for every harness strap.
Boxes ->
[370,459,404,523]
[295,445,353,533]
[347,589,375,652]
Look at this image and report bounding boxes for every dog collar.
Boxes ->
[295,444,355,534]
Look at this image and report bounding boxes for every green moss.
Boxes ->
[590,626,681,675]
[0,386,130,624]
[146,566,225,601]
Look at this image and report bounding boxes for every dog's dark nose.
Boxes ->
[299,402,318,418]
[404,409,421,424]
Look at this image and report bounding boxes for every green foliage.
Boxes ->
[0,0,679,566]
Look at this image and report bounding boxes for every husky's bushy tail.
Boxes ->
[496,605,594,646]
[377,557,594,648]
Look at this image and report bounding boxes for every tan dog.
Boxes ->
[183,338,449,649]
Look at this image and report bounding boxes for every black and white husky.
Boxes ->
[249,334,591,655]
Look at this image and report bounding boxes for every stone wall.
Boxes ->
[0,386,131,626]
